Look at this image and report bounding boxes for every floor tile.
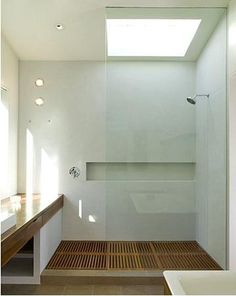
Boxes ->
[1,283,164,295]
[144,285,164,295]
[1,285,39,295]
[93,285,122,295]
[35,284,66,295]
[121,284,163,295]
[1,284,65,295]
[64,284,94,295]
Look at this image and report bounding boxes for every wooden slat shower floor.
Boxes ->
[46,241,222,271]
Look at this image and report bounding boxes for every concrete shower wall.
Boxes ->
[195,15,227,268]
[105,61,196,240]
[18,61,196,240]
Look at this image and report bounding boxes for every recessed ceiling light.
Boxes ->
[56,24,64,30]
[35,78,44,87]
[106,19,202,57]
[35,97,44,106]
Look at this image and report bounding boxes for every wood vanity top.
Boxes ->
[1,194,64,266]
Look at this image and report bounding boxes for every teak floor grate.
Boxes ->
[46,241,222,271]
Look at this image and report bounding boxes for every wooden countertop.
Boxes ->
[1,194,64,266]
[1,194,63,242]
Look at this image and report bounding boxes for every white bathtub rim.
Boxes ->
[163,270,236,295]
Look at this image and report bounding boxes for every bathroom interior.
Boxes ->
[1,0,236,295]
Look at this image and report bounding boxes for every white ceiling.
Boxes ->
[2,0,230,61]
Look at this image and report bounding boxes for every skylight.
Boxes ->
[106,19,202,57]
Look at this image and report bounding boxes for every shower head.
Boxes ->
[186,94,209,105]
[187,97,196,105]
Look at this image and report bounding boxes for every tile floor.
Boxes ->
[1,283,164,295]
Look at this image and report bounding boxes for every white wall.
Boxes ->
[228,0,236,270]
[0,35,19,198]
[195,15,227,268]
[106,62,196,162]
[18,61,107,240]
[18,61,196,240]
[40,209,62,272]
